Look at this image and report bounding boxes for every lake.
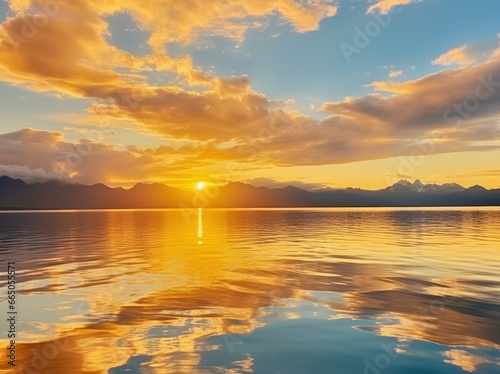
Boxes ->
[0,208,499,374]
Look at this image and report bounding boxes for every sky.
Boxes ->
[0,0,499,190]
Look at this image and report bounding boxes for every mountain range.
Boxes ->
[1,176,499,209]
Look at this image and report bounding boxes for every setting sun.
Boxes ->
[197,182,205,190]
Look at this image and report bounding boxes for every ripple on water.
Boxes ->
[0,208,499,374]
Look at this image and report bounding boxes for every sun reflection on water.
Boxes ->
[198,208,203,245]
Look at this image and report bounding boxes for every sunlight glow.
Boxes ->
[197,182,205,190]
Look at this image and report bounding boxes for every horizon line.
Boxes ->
[0,174,497,193]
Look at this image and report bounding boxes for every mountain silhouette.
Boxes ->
[0,176,499,209]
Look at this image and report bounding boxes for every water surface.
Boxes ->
[0,208,499,373]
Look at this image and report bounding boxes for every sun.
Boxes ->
[197,181,205,190]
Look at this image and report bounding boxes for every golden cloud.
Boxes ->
[367,0,424,14]
[0,0,336,147]
[0,0,337,85]
[388,69,403,78]
[432,38,500,66]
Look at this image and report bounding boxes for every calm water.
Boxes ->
[1,208,499,374]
